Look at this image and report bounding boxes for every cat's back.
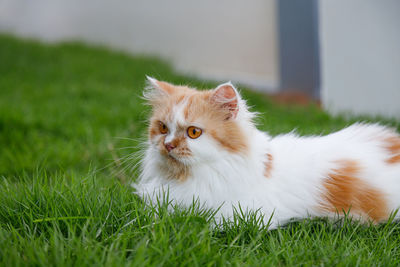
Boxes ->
[267,123,400,221]
[269,123,399,167]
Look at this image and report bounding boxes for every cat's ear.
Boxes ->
[146,76,177,94]
[144,76,176,103]
[210,82,239,119]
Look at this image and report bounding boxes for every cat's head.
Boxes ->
[144,77,253,177]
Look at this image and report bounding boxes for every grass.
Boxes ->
[0,34,400,266]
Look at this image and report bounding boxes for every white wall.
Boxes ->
[319,0,400,119]
[0,0,280,91]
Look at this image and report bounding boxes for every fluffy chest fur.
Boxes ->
[135,77,400,228]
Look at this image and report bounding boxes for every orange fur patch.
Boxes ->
[264,153,273,178]
[208,124,247,153]
[383,135,400,164]
[320,160,388,222]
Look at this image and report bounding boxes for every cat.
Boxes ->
[135,76,400,229]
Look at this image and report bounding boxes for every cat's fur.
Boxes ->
[135,77,400,228]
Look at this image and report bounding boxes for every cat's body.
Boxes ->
[135,77,400,228]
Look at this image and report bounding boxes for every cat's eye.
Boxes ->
[187,126,202,139]
[159,122,168,134]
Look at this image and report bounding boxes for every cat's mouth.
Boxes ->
[161,150,191,165]
[157,143,191,164]
[163,153,186,167]
[167,152,178,160]
[159,148,180,161]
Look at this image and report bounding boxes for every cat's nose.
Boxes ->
[164,142,176,152]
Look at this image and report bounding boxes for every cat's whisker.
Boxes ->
[117,146,141,150]
[114,136,144,142]
[109,155,143,181]
[98,139,148,183]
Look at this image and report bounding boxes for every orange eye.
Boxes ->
[187,126,202,139]
[159,122,168,134]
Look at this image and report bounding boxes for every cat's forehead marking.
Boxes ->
[171,96,190,126]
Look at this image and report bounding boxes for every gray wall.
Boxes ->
[278,0,320,98]
[0,0,280,91]
[2,0,399,119]
[319,0,400,119]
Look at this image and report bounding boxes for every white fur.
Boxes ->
[135,82,400,228]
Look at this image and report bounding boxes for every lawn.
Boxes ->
[0,34,399,266]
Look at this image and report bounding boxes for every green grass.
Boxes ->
[0,34,399,266]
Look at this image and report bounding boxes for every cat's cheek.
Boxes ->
[187,135,223,162]
[149,135,164,152]
[149,134,161,144]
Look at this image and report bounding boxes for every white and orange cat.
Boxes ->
[135,77,400,228]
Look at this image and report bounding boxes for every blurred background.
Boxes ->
[1,0,399,119]
[1,1,400,263]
